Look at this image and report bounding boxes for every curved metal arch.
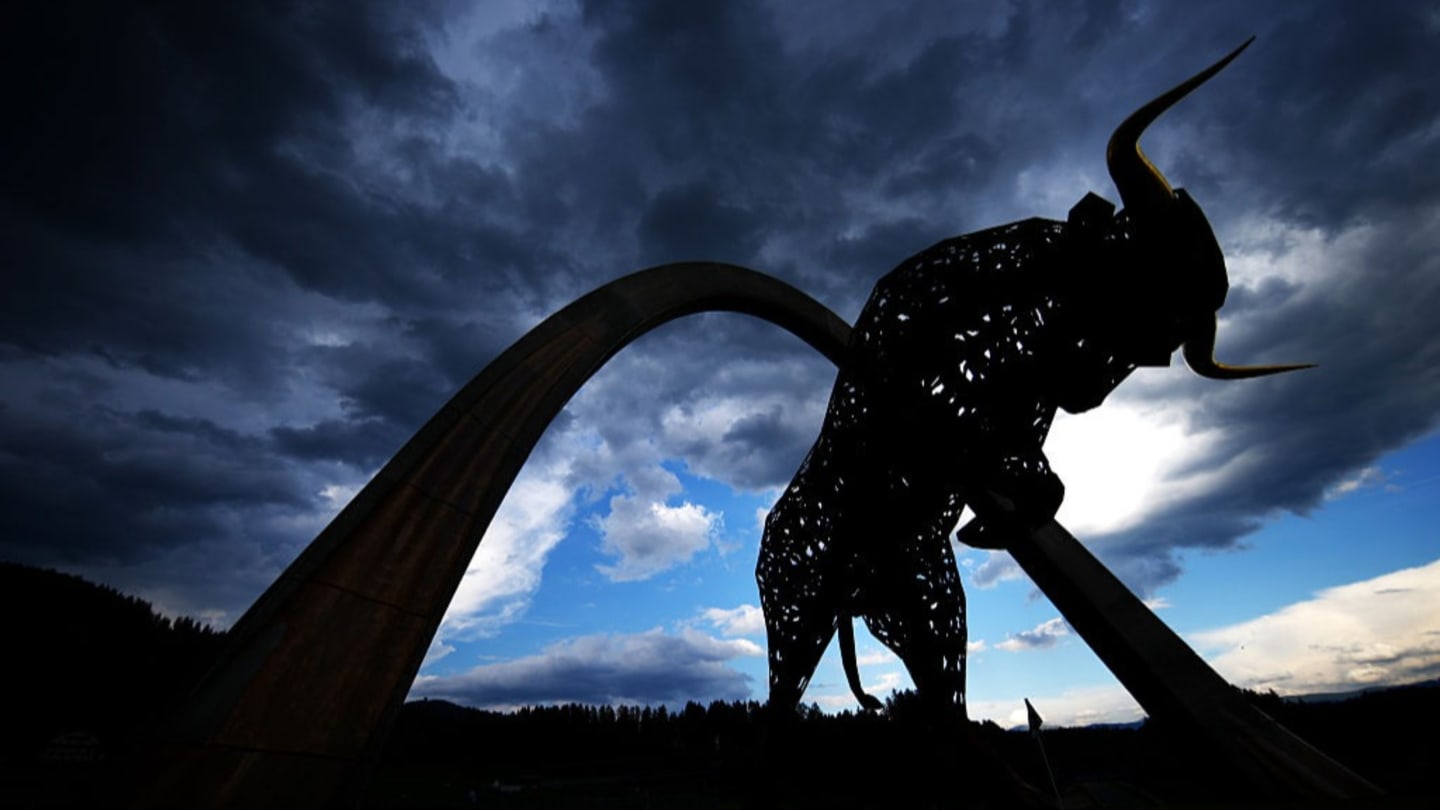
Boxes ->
[126,262,852,809]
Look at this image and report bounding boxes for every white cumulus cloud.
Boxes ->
[970,549,1025,589]
[1324,465,1391,500]
[593,465,721,581]
[701,603,766,637]
[857,648,899,666]
[411,627,762,709]
[439,456,575,638]
[1047,401,1214,538]
[1192,558,1440,695]
[812,670,906,710]
[996,617,1070,652]
[969,684,1142,729]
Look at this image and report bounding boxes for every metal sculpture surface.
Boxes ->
[757,39,1308,720]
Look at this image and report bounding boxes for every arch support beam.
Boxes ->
[123,263,852,809]
[969,490,1380,800]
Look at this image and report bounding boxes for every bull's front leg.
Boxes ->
[755,479,842,715]
[955,447,1066,550]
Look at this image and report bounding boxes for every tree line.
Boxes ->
[2,561,1433,807]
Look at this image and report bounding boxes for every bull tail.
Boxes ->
[839,614,884,711]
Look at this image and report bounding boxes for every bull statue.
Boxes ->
[756,39,1308,723]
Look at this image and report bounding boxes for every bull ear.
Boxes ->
[1182,316,1315,379]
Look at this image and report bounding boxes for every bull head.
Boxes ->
[1106,37,1313,379]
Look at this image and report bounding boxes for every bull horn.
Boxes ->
[1107,37,1255,216]
[1182,315,1315,379]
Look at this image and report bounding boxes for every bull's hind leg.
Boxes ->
[863,516,969,721]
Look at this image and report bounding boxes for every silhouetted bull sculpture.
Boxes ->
[757,39,1308,721]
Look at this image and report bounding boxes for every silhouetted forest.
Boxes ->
[1,562,1433,808]
[368,685,1437,808]
[0,563,228,754]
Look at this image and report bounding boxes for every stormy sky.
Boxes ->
[3,1,1437,722]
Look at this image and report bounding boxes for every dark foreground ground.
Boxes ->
[360,684,1437,809]
[2,562,1435,809]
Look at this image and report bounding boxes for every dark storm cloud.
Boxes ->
[819,218,948,288]
[1,0,545,378]
[336,354,458,427]
[719,407,815,484]
[581,0,794,165]
[1094,204,1440,594]
[637,181,768,265]
[0,403,309,565]
[269,417,402,471]
[411,629,757,708]
[2,1,460,293]
[0,0,501,607]
[567,1,1437,597]
[974,1,1440,593]
[535,0,1059,300]
[560,318,837,494]
[1189,4,1440,224]
[2,0,1436,624]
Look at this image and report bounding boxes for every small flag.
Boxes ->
[1025,698,1044,737]
[1025,699,1062,804]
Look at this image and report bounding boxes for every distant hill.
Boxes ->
[1236,680,1439,795]
[1004,678,1440,732]
[1284,678,1440,705]
[0,562,228,759]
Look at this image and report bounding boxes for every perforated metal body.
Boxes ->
[758,214,1140,716]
